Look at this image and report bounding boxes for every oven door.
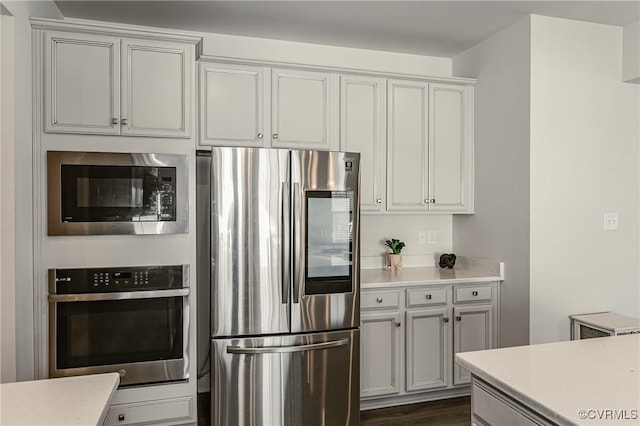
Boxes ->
[49,289,189,386]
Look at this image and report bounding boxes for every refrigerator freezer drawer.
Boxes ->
[212,329,359,426]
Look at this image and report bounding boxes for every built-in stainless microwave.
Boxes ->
[47,151,188,235]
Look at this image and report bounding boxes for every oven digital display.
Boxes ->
[112,272,132,279]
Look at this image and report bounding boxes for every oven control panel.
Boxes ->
[49,265,187,294]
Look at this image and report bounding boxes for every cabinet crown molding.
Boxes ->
[30,17,203,58]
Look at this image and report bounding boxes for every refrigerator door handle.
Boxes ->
[226,338,349,354]
[292,182,302,304]
[281,181,290,304]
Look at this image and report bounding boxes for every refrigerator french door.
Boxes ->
[208,147,360,426]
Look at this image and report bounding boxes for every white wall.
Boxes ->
[623,20,640,83]
[202,32,452,77]
[529,15,640,343]
[1,0,62,381]
[1,8,16,384]
[452,16,532,348]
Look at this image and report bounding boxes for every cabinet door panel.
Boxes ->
[429,83,473,212]
[122,39,192,138]
[340,76,385,212]
[272,69,337,150]
[387,80,429,211]
[44,31,120,135]
[406,308,449,391]
[200,63,267,146]
[453,305,493,385]
[360,311,401,398]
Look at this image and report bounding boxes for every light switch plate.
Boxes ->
[603,212,618,231]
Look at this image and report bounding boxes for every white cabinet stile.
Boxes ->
[340,75,386,212]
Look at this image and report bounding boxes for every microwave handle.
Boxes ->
[49,288,189,302]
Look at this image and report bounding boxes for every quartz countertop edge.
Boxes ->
[456,335,640,426]
[361,259,504,288]
[0,372,120,426]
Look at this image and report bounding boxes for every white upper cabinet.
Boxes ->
[200,64,338,150]
[340,75,386,212]
[121,39,192,138]
[44,30,197,138]
[429,83,474,213]
[271,68,338,150]
[200,62,268,146]
[383,79,474,214]
[44,32,121,135]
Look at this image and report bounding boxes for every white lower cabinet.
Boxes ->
[103,396,193,426]
[361,281,499,409]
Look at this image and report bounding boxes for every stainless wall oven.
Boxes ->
[49,265,190,387]
[47,151,188,235]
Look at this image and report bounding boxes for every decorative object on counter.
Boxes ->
[439,253,456,269]
[385,238,405,271]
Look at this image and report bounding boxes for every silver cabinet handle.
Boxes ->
[121,118,128,125]
[257,133,263,139]
[425,294,432,300]
[112,118,119,125]
[376,297,383,303]
[227,339,348,354]
[431,199,436,203]
[456,316,462,321]
[443,318,449,323]
[472,291,478,296]
[376,199,382,204]
[273,133,279,139]
[424,199,430,204]
[118,414,125,421]
[395,321,401,327]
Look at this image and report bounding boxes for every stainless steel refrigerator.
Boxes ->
[201,147,360,426]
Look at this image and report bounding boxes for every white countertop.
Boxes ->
[361,266,502,288]
[456,334,640,425]
[0,373,119,426]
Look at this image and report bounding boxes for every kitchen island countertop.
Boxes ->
[456,334,640,425]
[0,373,119,425]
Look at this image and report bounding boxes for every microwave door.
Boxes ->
[211,147,291,337]
[290,151,360,334]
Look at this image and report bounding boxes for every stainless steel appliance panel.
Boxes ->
[291,150,360,334]
[212,329,358,426]
[210,147,290,337]
[47,151,188,235]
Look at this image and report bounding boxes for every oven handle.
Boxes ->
[48,288,189,302]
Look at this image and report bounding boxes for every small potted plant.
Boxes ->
[385,238,405,271]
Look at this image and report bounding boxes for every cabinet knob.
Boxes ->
[424,199,430,204]
[376,297,383,303]
[257,133,263,139]
[395,321,401,327]
[273,133,279,139]
[456,316,462,321]
[121,118,128,126]
[118,414,125,421]
[431,199,436,203]
[376,199,382,204]
[472,291,478,296]
[112,118,119,125]
[443,318,449,323]
[425,294,432,300]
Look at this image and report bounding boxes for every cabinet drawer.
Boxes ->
[406,287,449,307]
[454,284,492,303]
[362,290,400,310]
[473,381,546,426]
[103,397,192,425]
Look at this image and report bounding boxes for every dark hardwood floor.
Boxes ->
[197,393,471,425]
